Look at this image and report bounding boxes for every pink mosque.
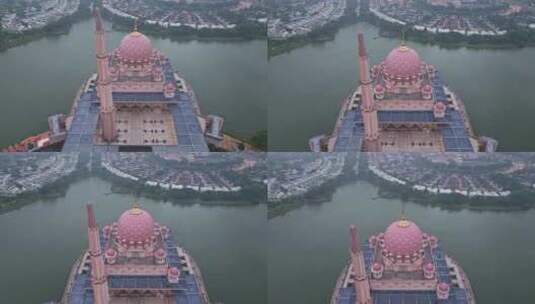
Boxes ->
[6,8,229,153]
[61,204,210,303]
[310,33,497,152]
[331,218,475,304]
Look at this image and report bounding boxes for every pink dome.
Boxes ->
[383,45,423,79]
[438,282,450,291]
[116,206,155,244]
[118,31,153,62]
[105,248,117,257]
[155,248,166,257]
[169,267,179,275]
[383,219,423,256]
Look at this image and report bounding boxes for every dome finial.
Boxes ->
[129,18,142,37]
[399,30,409,52]
[398,202,410,227]
[397,217,411,228]
[130,201,142,215]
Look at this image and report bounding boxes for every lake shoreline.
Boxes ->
[268,18,535,59]
[1,10,265,53]
[0,162,266,213]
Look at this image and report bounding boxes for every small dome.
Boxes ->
[118,31,153,62]
[438,282,450,291]
[105,248,117,257]
[383,45,423,79]
[155,248,166,257]
[116,205,155,245]
[383,219,423,256]
[169,267,180,275]
[375,84,385,92]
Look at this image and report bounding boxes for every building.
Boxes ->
[311,33,496,152]
[331,219,475,304]
[5,9,227,153]
[61,204,210,303]
[427,0,503,9]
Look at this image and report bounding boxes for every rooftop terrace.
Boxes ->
[335,242,469,304]
[61,57,209,152]
[66,231,206,304]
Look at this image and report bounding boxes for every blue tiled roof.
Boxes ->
[62,92,100,153]
[432,73,449,103]
[440,111,473,152]
[378,111,435,123]
[112,92,176,102]
[334,108,364,152]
